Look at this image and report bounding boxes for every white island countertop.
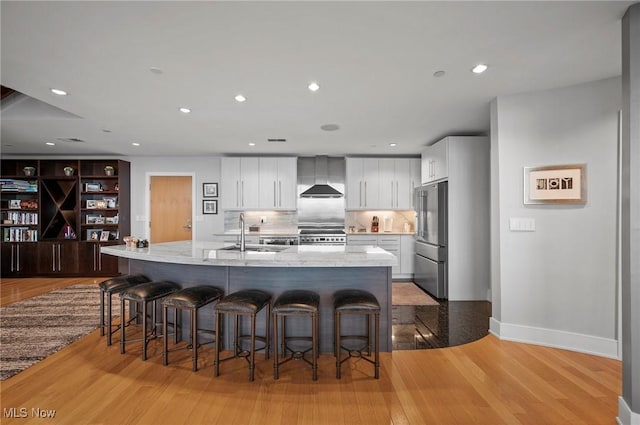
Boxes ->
[101,241,396,268]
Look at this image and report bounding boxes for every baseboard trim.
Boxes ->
[489,317,620,360]
[617,396,640,425]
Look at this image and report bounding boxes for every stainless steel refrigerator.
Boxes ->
[414,182,448,299]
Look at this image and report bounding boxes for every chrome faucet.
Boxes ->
[239,212,246,252]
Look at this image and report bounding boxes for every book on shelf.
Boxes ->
[3,227,38,242]
[3,212,38,225]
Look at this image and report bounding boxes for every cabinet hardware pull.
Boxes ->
[364,182,367,207]
[93,244,97,271]
[279,181,282,207]
[241,181,245,207]
[274,181,277,207]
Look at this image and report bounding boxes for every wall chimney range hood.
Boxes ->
[299,156,344,198]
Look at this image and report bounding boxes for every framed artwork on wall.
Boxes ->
[523,164,587,205]
[203,199,218,214]
[203,183,218,198]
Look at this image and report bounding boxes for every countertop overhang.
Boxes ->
[101,241,397,268]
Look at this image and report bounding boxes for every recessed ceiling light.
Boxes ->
[433,70,445,78]
[179,107,191,114]
[248,142,256,146]
[149,67,163,75]
[308,82,320,92]
[131,142,140,146]
[471,64,488,74]
[235,94,246,103]
[45,142,56,146]
[320,124,340,131]
[389,142,397,147]
[102,128,112,133]
[50,88,67,96]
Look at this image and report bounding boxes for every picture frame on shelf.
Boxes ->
[523,164,587,205]
[87,229,102,241]
[203,182,218,198]
[203,199,218,214]
[85,214,101,224]
[84,183,101,192]
[9,200,21,209]
[104,197,117,209]
[100,231,110,241]
[95,216,105,224]
[86,200,97,209]
[95,200,108,209]
[105,216,116,224]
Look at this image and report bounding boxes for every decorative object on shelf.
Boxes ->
[104,197,117,208]
[95,200,108,209]
[63,225,76,240]
[9,200,21,209]
[203,199,218,214]
[203,182,218,197]
[86,214,102,224]
[88,229,102,240]
[114,183,119,191]
[100,231,110,241]
[84,183,101,192]
[63,166,75,176]
[104,166,115,176]
[23,167,36,176]
[86,200,97,209]
[523,163,587,205]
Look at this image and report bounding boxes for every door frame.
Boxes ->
[145,172,196,241]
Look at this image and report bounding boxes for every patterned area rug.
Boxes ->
[0,284,105,380]
[392,282,439,306]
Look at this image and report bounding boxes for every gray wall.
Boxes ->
[127,156,224,240]
[490,77,621,356]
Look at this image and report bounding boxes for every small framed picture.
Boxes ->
[523,164,587,205]
[203,199,218,214]
[9,200,21,209]
[86,214,100,224]
[105,216,116,224]
[84,183,101,192]
[95,216,105,224]
[203,182,218,198]
[95,200,108,209]
[100,230,110,241]
[104,197,117,208]
[87,229,102,240]
[86,200,97,209]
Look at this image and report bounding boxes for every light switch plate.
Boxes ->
[509,217,535,232]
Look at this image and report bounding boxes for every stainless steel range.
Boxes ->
[297,156,347,246]
[298,227,346,245]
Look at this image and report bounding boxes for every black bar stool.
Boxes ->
[272,290,320,381]
[334,289,380,379]
[214,289,271,381]
[119,280,181,360]
[162,285,224,371]
[99,274,151,346]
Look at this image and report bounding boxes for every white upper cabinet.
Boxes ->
[220,157,260,209]
[346,158,379,209]
[409,158,421,210]
[369,158,421,210]
[258,157,297,210]
[421,138,449,184]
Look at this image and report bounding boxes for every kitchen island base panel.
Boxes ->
[126,259,392,353]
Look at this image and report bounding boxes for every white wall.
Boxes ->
[490,77,621,358]
[127,156,224,240]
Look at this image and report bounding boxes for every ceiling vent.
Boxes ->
[57,137,86,143]
[267,138,287,143]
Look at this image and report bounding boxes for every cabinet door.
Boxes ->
[431,138,449,181]
[258,158,278,209]
[410,159,421,210]
[346,158,364,209]
[221,158,241,209]
[394,159,415,210]
[346,235,378,246]
[378,159,395,209]
[39,242,78,274]
[362,158,379,208]
[239,158,260,209]
[400,235,415,274]
[1,242,38,276]
[78,242,98,274]
[276,158,297,209]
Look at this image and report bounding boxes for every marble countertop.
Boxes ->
[101,241,396,268]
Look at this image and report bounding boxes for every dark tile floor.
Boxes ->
[392,300,492,350]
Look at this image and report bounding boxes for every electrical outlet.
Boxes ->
[260,216,267,224]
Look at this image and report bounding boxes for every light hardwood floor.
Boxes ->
[0,278,622,424]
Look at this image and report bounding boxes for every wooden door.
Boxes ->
[150,176,192,243]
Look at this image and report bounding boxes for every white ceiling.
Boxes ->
[0,1,634,157]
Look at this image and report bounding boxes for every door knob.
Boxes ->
[184,224,192,229]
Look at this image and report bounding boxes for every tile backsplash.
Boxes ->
[224,210,298,234]
[345,210,416,233]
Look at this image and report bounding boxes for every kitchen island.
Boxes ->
[101,241,396,352]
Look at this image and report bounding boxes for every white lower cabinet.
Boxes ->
[347,234,414,278]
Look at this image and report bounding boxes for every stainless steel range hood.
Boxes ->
[299,156,344,198]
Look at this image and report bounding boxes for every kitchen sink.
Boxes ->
[218,244,290,253]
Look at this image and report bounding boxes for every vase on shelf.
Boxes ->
[23,166,36,176]
[104,166,115,176]
[63,166,74,176]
